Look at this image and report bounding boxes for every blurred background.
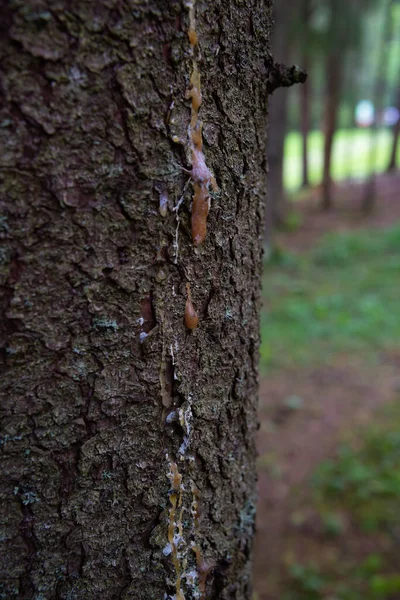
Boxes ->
[254,0,400,598]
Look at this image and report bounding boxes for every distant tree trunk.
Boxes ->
[300,0,312,188]
[300,74,311,188]
[362,0,393,213]
[266,0,292,242]
[267,92,289,236]
[342,53,358,181]
[362,175,377,213]
[387,86,400,172]
[387,114,400,171]
[321,54,342,210]
[0,2,273,599]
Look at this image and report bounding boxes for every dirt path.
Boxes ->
[254,352,400,599]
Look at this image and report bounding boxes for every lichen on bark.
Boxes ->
[0,1,272,598]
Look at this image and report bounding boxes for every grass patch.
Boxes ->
[260,225,400,370]
[284,128,399,192]
[313,402,400,533]
[285,559,400,600]
[282,401,400,600]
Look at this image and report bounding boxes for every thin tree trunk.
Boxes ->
[344,99,357,181]
[362,0,393,213]
[300,69,310,188]
[265,0,292,243]
[0,2,272,599]
[321,55,342,210]
[300,0,311,188]
[387,114,400,171]
[267,93,289,234]
[387,86,400,171]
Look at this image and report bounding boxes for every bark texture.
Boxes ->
[0,1,272,599]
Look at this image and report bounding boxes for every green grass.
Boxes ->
[260,225,400,369]
[313,409,400,533]
[284,128,399,191]
[282,401,400,600]
[285,559,400,600]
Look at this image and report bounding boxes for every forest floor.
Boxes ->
[254,172,400,600]
[277,172,400,252]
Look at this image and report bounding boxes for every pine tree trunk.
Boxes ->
[300,70,310,188]
[387,87,400,172]
[267,92,289,233]
[321,55,341,210]
[300,0,311,189]
[387,115,400,171]
[0,2,272,599]
[265,0,291,241]
[362,0,393,213]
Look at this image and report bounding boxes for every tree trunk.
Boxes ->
[0,2,272,599]
[300,67,310,188]
[267,92,289,235]
[387,114,400,171]
[300,0,311,189]
[321,54,342,210]
[265,0,292,242]
[362,0,393,213]
[387,86,400,172]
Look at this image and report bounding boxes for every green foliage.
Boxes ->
[267,245,298,268]
[313,226,400,266]
[282,211,303,232]
[369,575,400,597]
[320,511,345,536]
[285,563,327,600]
[312,408,400,532]
[261,226,400,369]
[284,557,400,600]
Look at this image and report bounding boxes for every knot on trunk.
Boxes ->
[266,57,307,94]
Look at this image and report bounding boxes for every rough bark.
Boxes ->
[0,1,272,599]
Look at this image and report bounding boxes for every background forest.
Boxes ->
[255,0,400,598]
